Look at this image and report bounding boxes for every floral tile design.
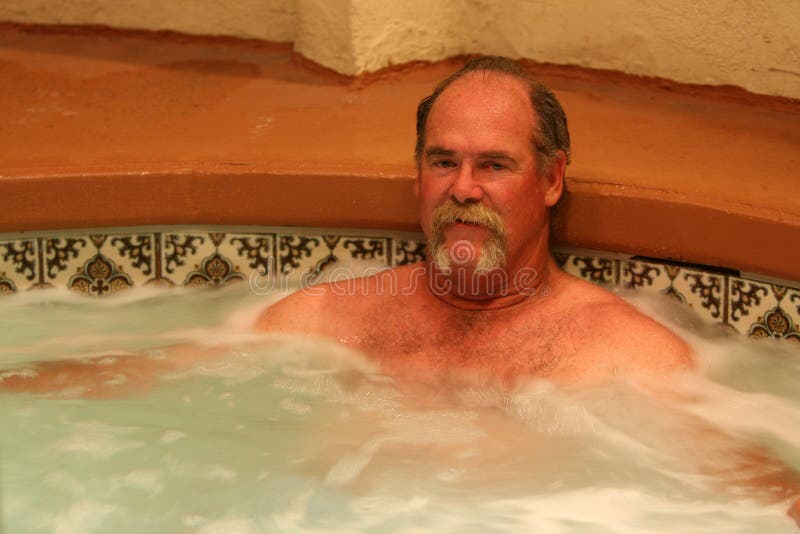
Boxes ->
[562,256,616,286]
[276,233,393,287]
[727,279,800,342]
[670,266,726,325]
[0,226,798,348]
[160,231,214,286]
[180,233,247,289]
[0,238,38,293]
[44,236,91,289]
[227,233,276,276]
[67,235,138,296]
[621,259,669,292]
[108,234,154,280]
[277,234,323,276]
[392,238,427,267]
[727,276,774,335]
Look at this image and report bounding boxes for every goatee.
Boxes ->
[428,200,506,272]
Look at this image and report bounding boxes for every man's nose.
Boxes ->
[450,162,484,203]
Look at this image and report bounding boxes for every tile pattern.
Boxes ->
[0,227,797,347]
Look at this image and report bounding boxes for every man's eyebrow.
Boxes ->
[478,151,516,162]
[424,147,455,158]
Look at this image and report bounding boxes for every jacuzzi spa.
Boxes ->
[1,23,800,533]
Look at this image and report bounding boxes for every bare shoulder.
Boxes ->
[255,265,418,336]
[557,276,694,380]
[255,283,332,334]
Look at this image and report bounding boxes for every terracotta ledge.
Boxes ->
[1,24,799,282]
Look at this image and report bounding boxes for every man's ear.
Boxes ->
[413,171,421,200]
[544,150,567,207]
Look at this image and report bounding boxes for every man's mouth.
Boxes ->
[454,217,481,226]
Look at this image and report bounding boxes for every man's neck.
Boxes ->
[424,256,557,311]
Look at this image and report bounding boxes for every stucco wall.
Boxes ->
[1,0,798,98]
[477,0,799,99]
[0,0,297,42]
[295,0,353,74]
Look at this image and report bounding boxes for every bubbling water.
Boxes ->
[1,283,799,533]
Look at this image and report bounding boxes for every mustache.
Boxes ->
[429,200,504,237]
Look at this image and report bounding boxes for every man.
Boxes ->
[258,60,800,522]
[257,56,693,387]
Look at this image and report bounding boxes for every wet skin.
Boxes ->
[258,71,694,387]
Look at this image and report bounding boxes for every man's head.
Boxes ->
[415,56,571,176]
[414,56,570,278]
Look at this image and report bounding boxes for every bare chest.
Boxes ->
[344,304,577,379]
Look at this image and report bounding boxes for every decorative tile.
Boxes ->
[227,233,277,276]
[160,231,211,286]
[183,251,246,289]
[671,267,725,325]
[0,225,799,350]
[563,256,616,286]
[659,264,687,304]
[748,306,800,344]
[341,236,389,264]
[284,234,392,286]
[168,232,246,289]
[621,259,669,293]
[43,235,91,289]
[392,238,427,266]
[141,231,169,287]
[277,234,323,277]
[68,252,134,296]
[0,238,39,292]
[741,284,800,343]
[0,276,15,294]
[727,276,776,335]
[108,234,154,279]
[51,234,140,295]
[791,290,800,318]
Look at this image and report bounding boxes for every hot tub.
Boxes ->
[1,23,799,532]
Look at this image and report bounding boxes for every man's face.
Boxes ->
[415,71,562,274]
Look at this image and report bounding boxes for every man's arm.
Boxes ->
[1,288,330,398]
[569,299,800,524]
[674,408,800,526]
[0,344,220,398]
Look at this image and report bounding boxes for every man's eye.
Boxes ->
[432,159,456,168]
[484,161,506,171]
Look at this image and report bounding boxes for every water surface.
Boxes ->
[1,284,799,533]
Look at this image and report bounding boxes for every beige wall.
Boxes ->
[0,0,297,42]
[2,0,798,98]
[295,0,353,73]
[480,0,800,99]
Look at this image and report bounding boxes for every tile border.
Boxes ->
[1,226,798,347]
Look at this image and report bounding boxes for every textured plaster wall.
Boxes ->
[1,0,798,97]
[344,0,799,98]
[348,1,468,73]
[295,0,353,74]
[477,0,800,99]
[0,0,297,42]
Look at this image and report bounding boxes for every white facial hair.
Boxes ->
[429,200,506,273]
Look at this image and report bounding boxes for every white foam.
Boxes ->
[52,420,144,459]
[195,517,257,534]
[3,281,800,533]
[54,500,117,534]
[669,374,800,447]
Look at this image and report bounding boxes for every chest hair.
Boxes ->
[355,302,570,375]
